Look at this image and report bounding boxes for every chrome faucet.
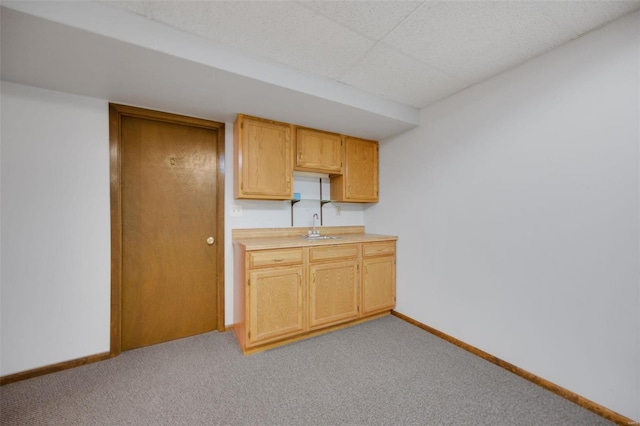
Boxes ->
[310,213,320,236]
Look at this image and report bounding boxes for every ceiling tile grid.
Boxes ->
[296,0,424,41]
[113,1,376,79]
[533,1,640,37]
[102,0,640,109]
[381,2,576,83]
[339,41,470,108]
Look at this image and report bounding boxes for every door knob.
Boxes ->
[206,237,215,245]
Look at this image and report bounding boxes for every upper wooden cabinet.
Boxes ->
[234,114,379,203]
[294,127,343,174]
[330,136,379,203]
[234,114,293,200]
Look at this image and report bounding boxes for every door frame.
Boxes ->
[109,103,226,357]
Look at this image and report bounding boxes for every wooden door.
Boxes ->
[234,115,292,199]
[295,127,343,174]
[119,112,220,351]
[248,266,304,345]
[309,260,359,329]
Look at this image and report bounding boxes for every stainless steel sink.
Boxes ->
[301,235,340,240]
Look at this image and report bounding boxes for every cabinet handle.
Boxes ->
[273,258,284,262]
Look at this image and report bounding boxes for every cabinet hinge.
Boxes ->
[241,122,244,130]
[247,278,250,286]
[248,331,251,339]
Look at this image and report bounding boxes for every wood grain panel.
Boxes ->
[249,248,303,268]
[295,126,343,174]
[121,115,219,350]
[111,104,225,357]
[248,266,305,345]
[309,261,359,328]
[362,256,396,314]
[309,244,359,262]
[235,115,292,199]
[362,241,396,257]
[331,136,378,202]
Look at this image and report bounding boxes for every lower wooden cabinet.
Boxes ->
[362,242,396,315]
[309,245,360,329]
[362,256,396,314]
[248,266,304,345]
[234,240,396,354]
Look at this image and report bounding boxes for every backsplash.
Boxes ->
[228,174,365,230]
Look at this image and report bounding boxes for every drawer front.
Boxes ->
[363,241,396,257]
[309,244,359,263]
[249,249,303,268]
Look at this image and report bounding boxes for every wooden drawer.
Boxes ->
[309,244,359,263]
[249,249,303,269]
[362,241,396,257]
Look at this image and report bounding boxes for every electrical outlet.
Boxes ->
[230,205,243,217]
[335,205,342,216]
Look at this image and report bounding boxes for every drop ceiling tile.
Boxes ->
[95,0,640,110]
[100,1,152,16]
[298,0,423,40]
[339,43,470,108]
[137,1,375,79]
[534,1,640,37]
[383,1,574,83]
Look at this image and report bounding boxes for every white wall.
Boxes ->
[0,82,111,376]
[365,11,640,420]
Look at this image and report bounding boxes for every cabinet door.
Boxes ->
[330,137,378,202]
[309,260,359,329]
[248,266,304,345]
[362,256,395,315]
[235,115,292,199]
[295,127,342,174]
